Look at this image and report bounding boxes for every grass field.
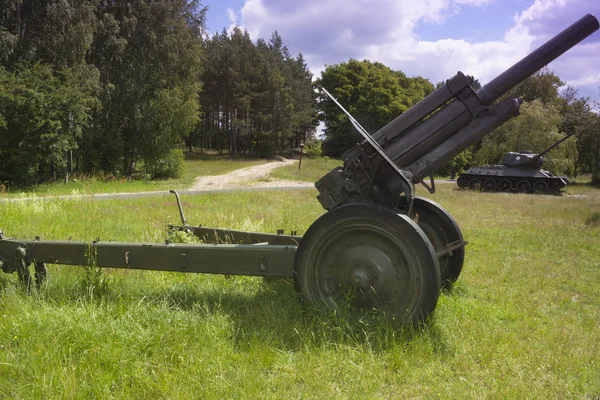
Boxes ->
[1,170,599,398]
[270,157,340,183]
[0,150,267,198]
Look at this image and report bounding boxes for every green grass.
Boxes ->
[270,157,342,182]
[1,184,599,398]
[0,150,267,198]
[570,173,593,184]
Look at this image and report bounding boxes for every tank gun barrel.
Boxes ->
[535,133,576,159]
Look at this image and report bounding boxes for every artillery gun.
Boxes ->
[457,133,575,193]
[1,14,598,325]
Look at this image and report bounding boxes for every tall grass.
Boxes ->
[0,184,599,398]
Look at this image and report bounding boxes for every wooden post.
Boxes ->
[298,144,305,171]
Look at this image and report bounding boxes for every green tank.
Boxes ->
[457,134,573,193]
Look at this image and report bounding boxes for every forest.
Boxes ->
[0,0,316,187]
[1,0,599,188]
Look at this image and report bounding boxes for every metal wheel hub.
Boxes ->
[294,203,441,323]
[314,225,414,309]
[348,264,375,290]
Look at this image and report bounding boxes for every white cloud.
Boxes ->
[226,8,245,35]
[237,0,600,100]
[455,0,492,5]
[514,0,566,23]
[240,0,455,47]
[568,73,600,87]
[227,8,237,24]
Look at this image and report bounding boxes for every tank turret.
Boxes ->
[501,151,544,169]
[457,133,574,194]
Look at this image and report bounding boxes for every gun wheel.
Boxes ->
[294,203,440,325]
[411,197,466,287]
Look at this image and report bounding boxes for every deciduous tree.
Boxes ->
[317,59,434,157]
[474,100,577,176]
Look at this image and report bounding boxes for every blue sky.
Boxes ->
[200,0,600,103]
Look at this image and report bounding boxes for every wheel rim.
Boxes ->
[483,180,496,192]
[498,180,512,192]
[534,181,548,193]
[469,179,482,191]
[411,197,465,287]
[516,180,531,193]
[294,204,440,323]
[310,221,421,311]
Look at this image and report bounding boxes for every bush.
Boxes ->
[142,148,185,179]
[255,141,276,158]
[304,140,322,158]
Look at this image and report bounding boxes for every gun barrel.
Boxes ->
[404,97,522,181]
[477,14,599,105]
[315,13,599,214]
[375,13,598,169]
[536,132,576,158]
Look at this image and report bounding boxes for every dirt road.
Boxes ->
[191,159,313,190]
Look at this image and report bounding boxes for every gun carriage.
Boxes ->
[1,14,598,325]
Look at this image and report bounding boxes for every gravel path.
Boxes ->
[191,158,313,190]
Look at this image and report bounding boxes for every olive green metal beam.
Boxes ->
[181,226,302,246]
[3,239,297,278]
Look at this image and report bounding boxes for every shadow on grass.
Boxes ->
[442,282,469,297]
[586,211,600,226]
[0,270,450,354]
[128,278,433,352]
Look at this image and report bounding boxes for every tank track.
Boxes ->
[456,174,568,194]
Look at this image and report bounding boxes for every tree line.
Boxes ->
[0,0,316,187]
[316,59,435,157]
[199,28,316,157]
[2,1,598,188]
[318,61,600,182]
